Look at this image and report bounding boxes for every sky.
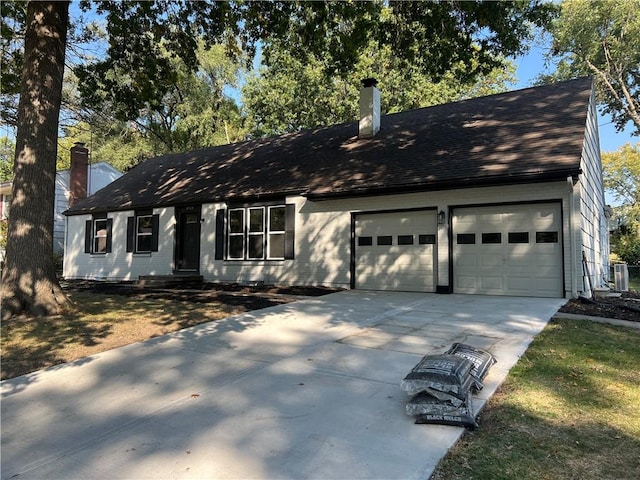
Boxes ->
[511,43,636,153]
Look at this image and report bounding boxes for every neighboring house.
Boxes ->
[63,77,610,298]
[0,144,122,259]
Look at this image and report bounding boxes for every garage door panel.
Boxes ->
[355,211,436,292]
[453,203,563,297]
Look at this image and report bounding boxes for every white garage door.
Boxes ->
[355,210,437,292]
[453,203,563,297]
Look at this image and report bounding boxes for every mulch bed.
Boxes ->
[557,291,640,323]
[62,280,341,311]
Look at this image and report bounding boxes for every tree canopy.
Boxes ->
[545,0,640,135]
[242,40,516,137]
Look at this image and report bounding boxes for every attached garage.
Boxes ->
[452,203,563,297]
[354,210,437,292]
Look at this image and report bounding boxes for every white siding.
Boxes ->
[64,208,175,280]
[577,89,608,293]
[66,181,586,297]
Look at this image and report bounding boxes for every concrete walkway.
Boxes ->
[1,291,565,480]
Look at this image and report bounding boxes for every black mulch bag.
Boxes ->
[400,354,475,403]
[444,343,497,391]
[408,391,477,429]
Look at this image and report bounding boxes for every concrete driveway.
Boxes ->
[1,291,565,480]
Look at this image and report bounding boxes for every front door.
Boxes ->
[175,206,201,271]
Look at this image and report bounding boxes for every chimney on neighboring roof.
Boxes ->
[359,77,380,138]
[69,142,89,207]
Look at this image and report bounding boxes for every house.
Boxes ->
[0,144,122,260]
[63,77,609,298]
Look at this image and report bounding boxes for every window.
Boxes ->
[358,236,373,246]
[84,215,112,254]
[126,211,160,253]
[482,233,502,244]
[398,235,414,245]
[508,232,529,244]
[457,233,476,244]
[248,207,264,259]
[136,214,154,252]
[93,219,108,253]
[377,235,393,246]
[223,204,293,260]
[418,234,436,245]
[268,206,286,259]
[536,231,558,243]
[228,209,245,259]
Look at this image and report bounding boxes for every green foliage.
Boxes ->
[71,1,554,131]
[545,0,640,135]
[603,142,640,225]
[58,42,246,170]
[0,136,15,182]
[610,232,640,265]
[242,41,516,137]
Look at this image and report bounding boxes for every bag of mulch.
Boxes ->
[444,343,497,391]
[400,354,475,403]
[412,391,477,429]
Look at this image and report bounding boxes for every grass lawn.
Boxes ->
[431,318,640,480]
[0,290,275,380]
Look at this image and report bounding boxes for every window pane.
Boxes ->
[269,233,285,258]
[248,234,264,258]
[358,236,373,246]
[457,234,476,244]
[536,231,558,243]
[508,232,529,243]
[398,235,414,245]
[249,208,264,233]
[229,210,244,233]
[229,235,244,258]
[377,235,393,246]
[137,216,153,234]
[94,219,107,253]
[137,235,152,252]
[419,234,435,245]
[482,233,501,244]
[269,206,286,231]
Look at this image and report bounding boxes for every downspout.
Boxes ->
[567,176,578,298]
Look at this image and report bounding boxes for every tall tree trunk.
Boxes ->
[1,1,70,320]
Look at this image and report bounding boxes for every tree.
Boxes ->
[603,142,640,265]
[1,0,556,319]
[545,0,640,135]
[1,1,69,318]
[60,43,247,171]
[243,40,516,137]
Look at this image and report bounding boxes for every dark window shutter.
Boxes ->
[215,208,226,260]
[126,217,134,252]
[84,220,92,253]
[106,218,113,253]
[284,203,295,260]
[151,214,160,252]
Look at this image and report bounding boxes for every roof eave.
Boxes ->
[302,169,582,201]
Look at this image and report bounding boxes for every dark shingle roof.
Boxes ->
[66,77,592,215]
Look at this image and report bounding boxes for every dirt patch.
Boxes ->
[558,291,640,323]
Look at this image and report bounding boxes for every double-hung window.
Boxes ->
[136,214,154,252]
[221,204,293,260]
[268,206,286,259]
[126,211,160,253]
[84,215,112,254]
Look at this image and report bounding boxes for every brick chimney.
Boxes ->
[359,78,380,138]
[69,142,89,206]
